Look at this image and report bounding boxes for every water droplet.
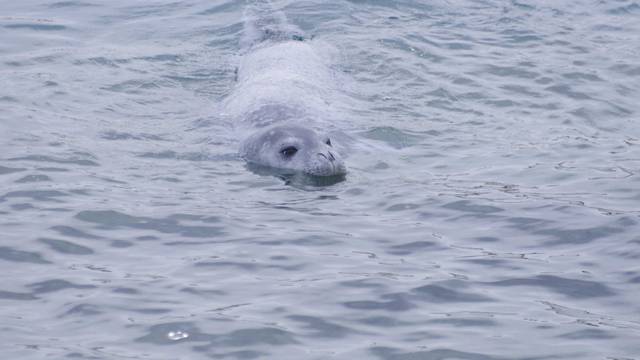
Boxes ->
[167,331,189,341]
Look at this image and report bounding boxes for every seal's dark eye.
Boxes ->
[325,138,332,146]
[281,146,298,157]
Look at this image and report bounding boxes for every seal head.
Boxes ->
[240,125,346,177]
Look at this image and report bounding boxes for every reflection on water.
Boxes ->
[2,0,640,359]
[245,162,347,188]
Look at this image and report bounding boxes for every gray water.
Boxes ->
[1,0,640,359]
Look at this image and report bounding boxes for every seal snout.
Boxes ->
[315,150,345,177]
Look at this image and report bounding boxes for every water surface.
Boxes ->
[1,0,640,359]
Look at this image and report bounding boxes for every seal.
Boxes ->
[230,1,347,178]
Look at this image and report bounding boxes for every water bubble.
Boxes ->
[167,331,189,341]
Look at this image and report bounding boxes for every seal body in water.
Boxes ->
[228,3,347,178]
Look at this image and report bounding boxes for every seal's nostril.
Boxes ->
[318,152,335,162]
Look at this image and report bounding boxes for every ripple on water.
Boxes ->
[487,275,615,299]
[536,226,622,246]
[360,126,424,149]
[15,174,52,183]
[75,210,225,238]
[50,225,102,239]
[0,246,51,264]
[343,293,415,312]
[1,190,69,202]
[27,279,95,294]
[8,154,99,167]
[136,321,298,348]
[0,290,38,301]
[38,237,94,255]
[411,282,493,303]
[99,130,169,141]
[3,23,67,31]
[386,240,440,255]
[47,1,100,9]
[0,166,26,175]
[371,347,503,360]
